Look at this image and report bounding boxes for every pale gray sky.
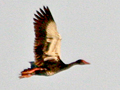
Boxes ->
[0,0,120,90]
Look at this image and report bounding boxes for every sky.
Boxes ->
[0,0,120,90]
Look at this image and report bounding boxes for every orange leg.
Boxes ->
[21,68,47,75]
[19,74,33,78]
[19,68,47,78]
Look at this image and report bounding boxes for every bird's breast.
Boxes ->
[46,71,56,76]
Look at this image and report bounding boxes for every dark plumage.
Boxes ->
[19,6,90,78]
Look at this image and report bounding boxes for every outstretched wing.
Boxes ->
[33,6,61,67]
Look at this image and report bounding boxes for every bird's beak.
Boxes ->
[83,60,90,64]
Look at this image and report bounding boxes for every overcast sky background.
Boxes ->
[0,0,120,90]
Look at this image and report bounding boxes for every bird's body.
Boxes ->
[29,59,66,76]
[19,6,90,78]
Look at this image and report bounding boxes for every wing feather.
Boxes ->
[34,6,61,67]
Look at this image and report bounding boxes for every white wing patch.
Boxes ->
[44,21,61,61]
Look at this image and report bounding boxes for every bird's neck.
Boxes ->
[62,61,77,70]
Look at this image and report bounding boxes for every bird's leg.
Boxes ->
[21,68,47,75]
[19,68,47,78]
[19,74,33,78]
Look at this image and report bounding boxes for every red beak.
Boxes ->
[82,60,90,64]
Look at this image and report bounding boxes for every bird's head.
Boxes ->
[75,59,90,65]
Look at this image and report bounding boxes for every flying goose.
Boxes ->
[19,6,90,78]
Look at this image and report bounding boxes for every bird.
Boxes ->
[19,6,90,78]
